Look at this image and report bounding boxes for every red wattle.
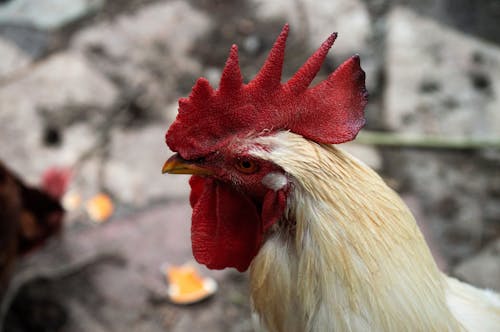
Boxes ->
[261,189,288,232]
[189,176,263,272]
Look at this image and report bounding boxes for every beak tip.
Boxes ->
[162,160,173,174]
[161,154,212,176]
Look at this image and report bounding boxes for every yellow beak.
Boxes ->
[162,153,213,176]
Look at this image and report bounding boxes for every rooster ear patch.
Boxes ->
[166,24,367,159]
[262,172,288,191]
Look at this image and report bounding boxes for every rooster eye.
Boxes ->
[235,159,259,174]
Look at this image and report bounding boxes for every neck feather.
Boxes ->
[249,132,464,332]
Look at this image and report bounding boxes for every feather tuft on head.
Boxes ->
[166,24,368,159]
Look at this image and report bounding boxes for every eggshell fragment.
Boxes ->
[162,263,217,304]
[85,193,114,222]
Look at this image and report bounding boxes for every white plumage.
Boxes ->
[248,131,500,332]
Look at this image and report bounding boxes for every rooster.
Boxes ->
[162,25,500,331]
[0,162,67,293]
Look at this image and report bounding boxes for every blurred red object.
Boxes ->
[41,167,72,200]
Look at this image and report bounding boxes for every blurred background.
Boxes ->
[0,0,499,331]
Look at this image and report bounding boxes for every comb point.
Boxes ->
[250,24,290,91]
[219,45,243,95]
[286,32,338,94]
[191,78,214,105]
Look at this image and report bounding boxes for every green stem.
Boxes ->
[356,131,500,149]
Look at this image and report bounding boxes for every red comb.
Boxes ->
[166,24,367,159]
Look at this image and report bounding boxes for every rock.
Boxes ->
[0,36,32,80]
[249,0,378,97]
[242,35,261,55]
[454,239,500,291]
[0,24,51,59]
[72,0,212,117]
[0,51,117,111]
[382,8,500,263]
[73,0,210,60]
[0,51,118,182]
[250,0,371,57]
[382,149,493,262]
[0,0,103,30]
[104,125,190,207]
[385,7,500,138]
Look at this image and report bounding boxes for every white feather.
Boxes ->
[261,172,288,191]
[247,131,499,332]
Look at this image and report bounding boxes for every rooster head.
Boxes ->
[163,24,367,271]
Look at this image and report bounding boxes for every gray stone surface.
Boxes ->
[251,0,371,57]
[249,0,379,96]
[0,51,118,182]
[381,7,500,265]
[12,51,117,111]
[385,7,500,138]
[382,149,498,262]
[0,25,51,59]
[104,124,190,207]
[454,239,500,291]
[0,36,32,80]
[72,0,212,118]
[0,0,103,30]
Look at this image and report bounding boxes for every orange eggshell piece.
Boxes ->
[164,264,217,304]
[86,193,114,222]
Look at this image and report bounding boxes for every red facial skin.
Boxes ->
[196,146,284,200]
[183,143,289,272]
